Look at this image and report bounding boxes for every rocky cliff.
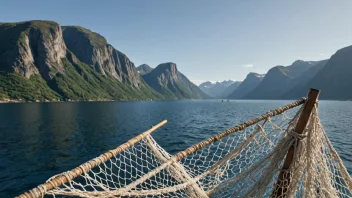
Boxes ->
[62,26,144,88]
[0,21,66,80]
[0,20,163,101]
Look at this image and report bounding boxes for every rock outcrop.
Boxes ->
[0,21,66,80]
[62,26,143,88]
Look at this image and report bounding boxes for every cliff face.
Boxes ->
[143,62,208,99]
[0,20,163,101]
[62,26,143,88]
[0,21,66,80]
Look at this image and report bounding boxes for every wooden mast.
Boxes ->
[272,88,320,197]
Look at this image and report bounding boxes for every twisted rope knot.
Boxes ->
[288,129,307,141]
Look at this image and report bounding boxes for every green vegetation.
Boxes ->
[0,20,203,102]
[0,57,163,101]
[47,57,162,100]
[143,65,208,99]
[0,20,164,102]
[0,73,60,101]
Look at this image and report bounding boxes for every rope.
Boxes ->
[17,97,352,198]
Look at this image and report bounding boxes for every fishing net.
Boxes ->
[18,99,352,198]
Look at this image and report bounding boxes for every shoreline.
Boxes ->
[0,99,153,104]
[0,98,350,104]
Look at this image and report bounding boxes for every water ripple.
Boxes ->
[0,100,352,196]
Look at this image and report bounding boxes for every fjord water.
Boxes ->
[1,100,352,197]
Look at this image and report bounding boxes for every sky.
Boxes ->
[1,0,352,85]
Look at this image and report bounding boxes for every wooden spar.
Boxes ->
[108,99,307,193]
[17,120,168,198]
[174,98,306,161]
[272,88,320,197]
[17,97,308,198]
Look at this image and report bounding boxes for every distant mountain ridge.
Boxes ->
[2,21,352,101]
[287,45,352,100]
[282,60,328,99]
[244,60,325,99]
[222,81,242,98]
[143,62,208,99]
[199,80,239,98]
[228,73,264,99]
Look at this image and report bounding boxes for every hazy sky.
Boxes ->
[1,0,352,84]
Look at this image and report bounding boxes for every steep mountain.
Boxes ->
[244,60,323,99]
[62,26,146,88]
[221,81,242,98]
[0,20,162,101]
[282,60,328,99]
[0,21,68,100]
[199,80,235,98]
[227,73,264,99]
[137,64,153,75]
[142,62,208,99]
[288,45,352,100]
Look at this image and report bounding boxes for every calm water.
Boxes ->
[1,100,352,197]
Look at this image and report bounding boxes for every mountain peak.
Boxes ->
[157,62,177,71]
[199,80,237,98]
[291,59,318,67]
[142,62,208,99]
[247,72,265,79]
[137,64,154,75]
[292,60,305,64]
[227,73,263,99]
[152,62,178,77]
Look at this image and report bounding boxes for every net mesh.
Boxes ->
[29,104,352,198]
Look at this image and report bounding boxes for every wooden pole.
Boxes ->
[174,98,306,161]
[17,120,168,198]
[112,99,307,193]
[272,88,320,197]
